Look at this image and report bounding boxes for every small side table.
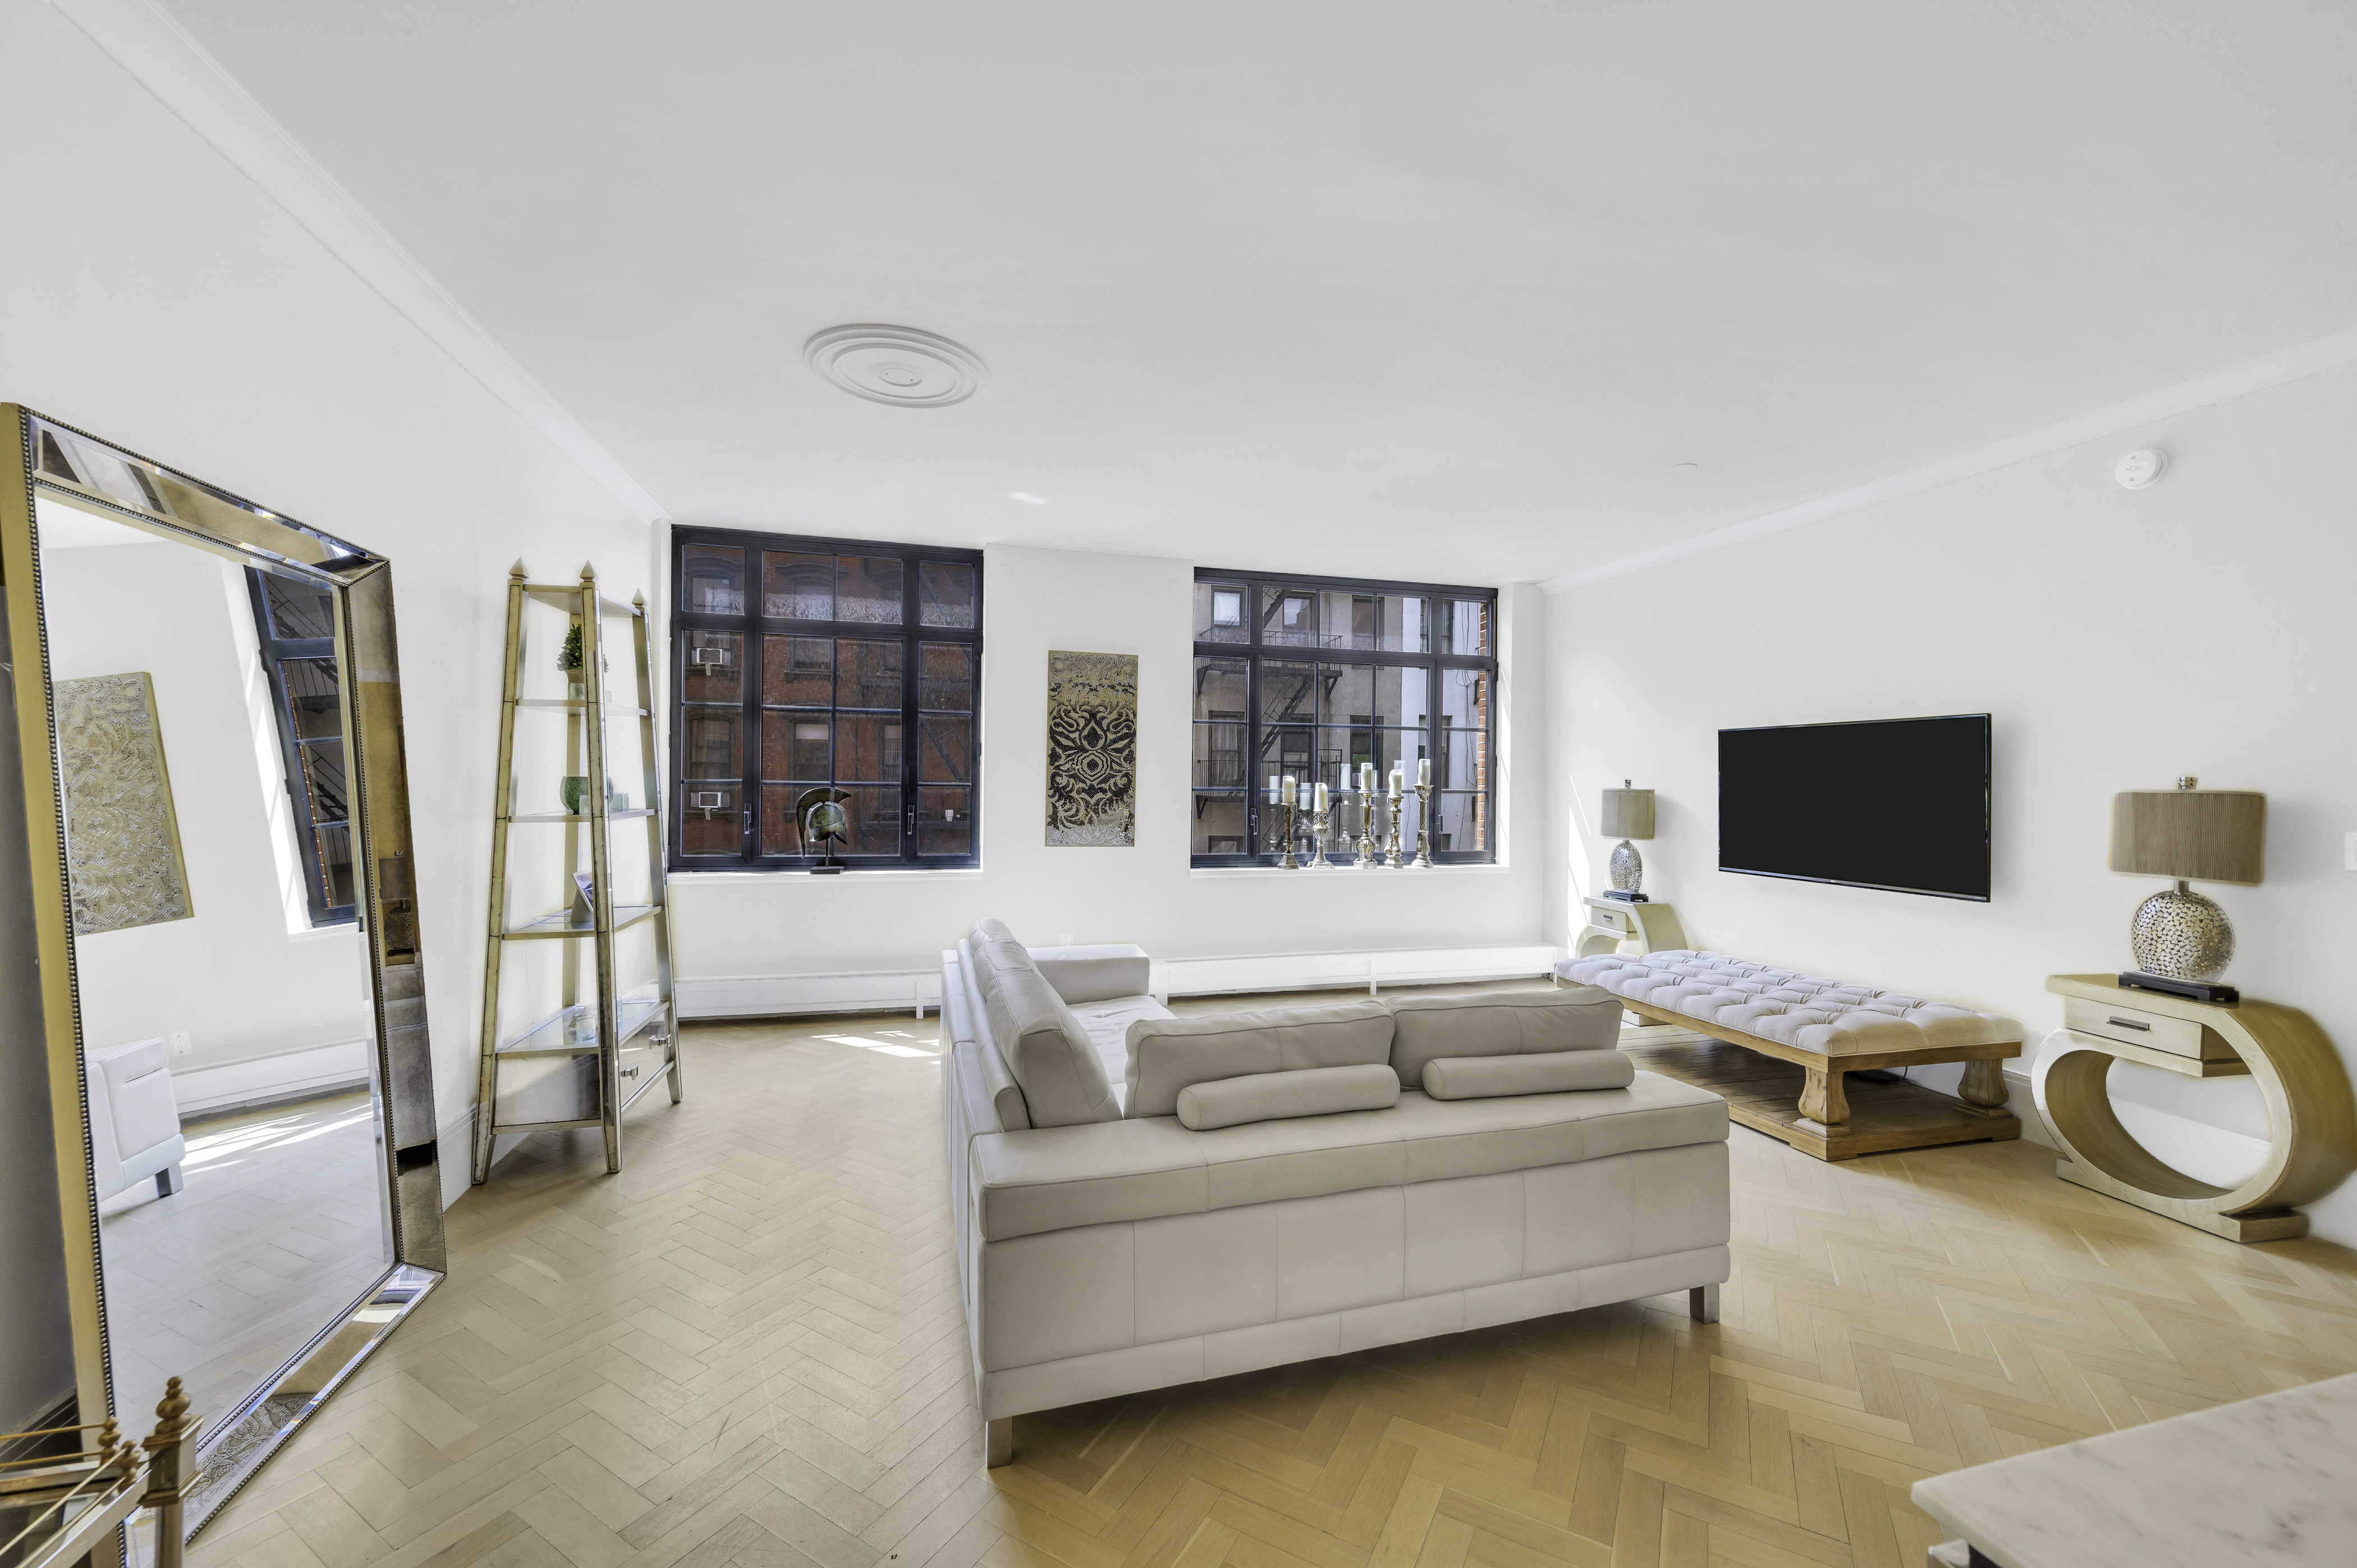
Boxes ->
[2037,974,2357,1243]
[1574,896,1687,960]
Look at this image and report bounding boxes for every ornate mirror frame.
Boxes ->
[0,406,447,1540]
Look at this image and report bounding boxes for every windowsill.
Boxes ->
[1189,862,1510,879]
[287,921,360,942]
[668,867,985,883]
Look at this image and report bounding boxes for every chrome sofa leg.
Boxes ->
[155,1163,185,1198]
[1689,1284,1719,1324]
[985,1416,1013,1468]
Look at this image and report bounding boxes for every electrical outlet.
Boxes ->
[168,1030,192,1057]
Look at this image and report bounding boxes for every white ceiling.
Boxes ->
[154,1,2357,581]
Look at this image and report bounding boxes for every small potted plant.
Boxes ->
[559,621,585,700]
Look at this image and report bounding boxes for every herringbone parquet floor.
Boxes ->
[186,1000,2357,1568]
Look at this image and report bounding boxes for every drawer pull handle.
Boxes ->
[2106,1016,2151,1031]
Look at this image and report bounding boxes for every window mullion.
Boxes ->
[742,608,762,866]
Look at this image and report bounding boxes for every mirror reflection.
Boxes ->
[35,490,390,1439]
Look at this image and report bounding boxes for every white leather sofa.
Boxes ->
[942,919,1731,1465]
[85,1037,187,1203]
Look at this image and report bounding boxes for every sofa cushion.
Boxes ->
[971,1072,1727,1241]
[970,919,1121,1127]
[1421,1051,1635,1099]
[1070,994,1172,1113]
[1176,1064,1401,1131]
[956,939,1030,1130]
[1031,944,1154,1006]
[1387,988,1622,1089]
[1126,1000,1393,1119]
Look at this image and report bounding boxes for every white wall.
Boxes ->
[41,531,373,1095]
[1,0,650,1183]
[1546,360,2357,1242]
[670,546,1549,1001]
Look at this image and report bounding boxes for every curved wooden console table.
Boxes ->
[2038,975,2357,1242]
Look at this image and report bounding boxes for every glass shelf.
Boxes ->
[506,810,657,823]
[496,996,668,1056]
[515,698,650,716]
[501,902,661,939]
[521,584,643,618]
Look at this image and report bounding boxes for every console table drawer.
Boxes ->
[2062,996,2228,1061]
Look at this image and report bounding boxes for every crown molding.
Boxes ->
[1542,324,2357,594]
[49,0,668,525]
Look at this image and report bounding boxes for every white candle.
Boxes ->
[1313,782,1328,813]
[1281,774,1295,806]
[1267,774,1280,804]
[1418,757,1432,787]
[1299,782,1312,810]
[1388,766,1403,797]
[1360,762,1374,794]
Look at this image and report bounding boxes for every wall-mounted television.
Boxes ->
[1718,714,1991,901]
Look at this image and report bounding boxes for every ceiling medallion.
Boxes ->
[804,324,987,407]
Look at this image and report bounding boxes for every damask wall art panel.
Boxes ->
[55,672,194,934]
[1044,650,1138,846]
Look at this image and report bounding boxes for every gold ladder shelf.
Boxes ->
[471,562,678,1180]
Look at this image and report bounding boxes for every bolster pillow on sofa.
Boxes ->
[1125,1000,1393,1118]
[1175,1063,1401,1130]
[1420,1050,1635,1099]
[1387,987,1622,1089]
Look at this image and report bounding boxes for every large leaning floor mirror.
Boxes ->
[0,408,446,1557]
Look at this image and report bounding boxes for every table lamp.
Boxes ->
[2108,776,2264,1002]
[1601,780,1656,902]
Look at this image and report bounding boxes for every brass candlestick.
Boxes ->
[1280,796,1300,869]
[1385,790,1405,868]
[1355,793,1377,867]
[1309,804,1333,868]
[1413,782,1434,868]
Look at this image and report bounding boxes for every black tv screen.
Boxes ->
[1718,714,1990,901]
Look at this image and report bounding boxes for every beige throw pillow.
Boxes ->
[1125,999,1393,1119]
[1175,1063,1401,1131]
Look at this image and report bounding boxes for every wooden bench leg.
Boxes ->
[1798,1066,1849,1126]
[1956,1058,2010,1116]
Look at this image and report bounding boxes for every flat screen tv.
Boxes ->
[1718,714,1990,901]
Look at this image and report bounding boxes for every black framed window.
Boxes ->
[1192,571,1496,866]
[245,570,355,924]
[670,526,982,870]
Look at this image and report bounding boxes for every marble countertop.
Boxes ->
[1911,1373,2357,1567]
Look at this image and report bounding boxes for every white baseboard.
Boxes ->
[438,1103,474,1209]
[171,1039,372,1116]
[675,943,1566,1020]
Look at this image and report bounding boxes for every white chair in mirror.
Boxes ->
[84,1038,186,1203]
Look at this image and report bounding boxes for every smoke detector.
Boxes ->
[805,325,986,407]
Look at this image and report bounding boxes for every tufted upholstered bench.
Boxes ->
[1558,950,2023,1161]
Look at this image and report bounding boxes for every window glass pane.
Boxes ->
[311,821,355,909]
[682,544,746,614]
[296,740,348,824]
[1195,722,1247,790]
[1257,723,1314,781]
[1260,659,1318,727]
[684,631,744,703]
[680,783,741,854]
[1440,667,1489,728]
[1327,665,1427,728]
[918,716,972,783]
[1442,728,1488,791]
[1368,729,1427,783]
[919,643,974,711]
[1261,587,1318,648]
[1194,583,1248,644]
[1316,591,1427,652]
[918,561,976,628]
[1193,656,1246,723]
[761,714,829,779]
[1445,598,1493,655]
[283,658,341,738]
[1434,792,1487,855]
[1192,792,1250,855]
[760,635,827,705]
[262,574,336,640]
[763,784,813,856]
[834,714,901,781]
[762,551,831,619]
[837,556,904,625]
[683,708,742,777]
[841,787,902,852]
[919,786,972,856]
[836,639,903,709]
[1320,728,1374,782]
